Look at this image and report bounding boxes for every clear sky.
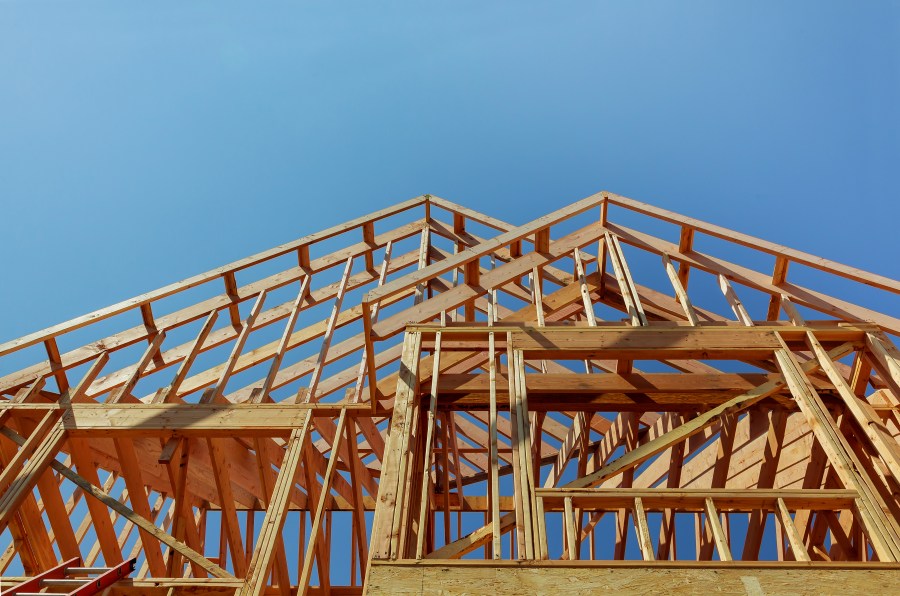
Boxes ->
[2,1,899,339]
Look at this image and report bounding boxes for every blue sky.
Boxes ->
[2,2,899,339]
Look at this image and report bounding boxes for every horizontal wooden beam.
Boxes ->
[434,371,839,410]
[0,403,367,437]
[505,327,782,360]
[437,372,831,395]
[534,488,858,511]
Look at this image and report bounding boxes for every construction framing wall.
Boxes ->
[1,191,900,594]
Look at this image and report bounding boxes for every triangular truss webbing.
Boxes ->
[2,191,900,594]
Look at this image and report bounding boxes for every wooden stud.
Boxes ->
[634,497,655,561]
[415,329,443,559]
[776,498,811,562]
[487,297,502,560]
[704,498,732,561]
[564,496,577,560]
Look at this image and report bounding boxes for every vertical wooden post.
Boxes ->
[367,331,422,576]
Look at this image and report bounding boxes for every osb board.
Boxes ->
[367,562,900,595]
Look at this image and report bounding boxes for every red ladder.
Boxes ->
[1,557,136,596]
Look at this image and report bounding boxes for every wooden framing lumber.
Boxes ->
[241,414,312,596]
[560,345,844,490]
[0,414,67,533]
[3,191,900,593]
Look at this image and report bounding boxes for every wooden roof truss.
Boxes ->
[1,191,900,594]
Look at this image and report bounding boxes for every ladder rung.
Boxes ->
[42,577,90,586]
[4,557,135,596]
[66,566,111,574]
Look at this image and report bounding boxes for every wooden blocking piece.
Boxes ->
[534,228,550,254]
[766,256,791,320]
[222,271,242,329]
[43,337,70,393]
[363,221,376,271]
[676,225,694,290]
